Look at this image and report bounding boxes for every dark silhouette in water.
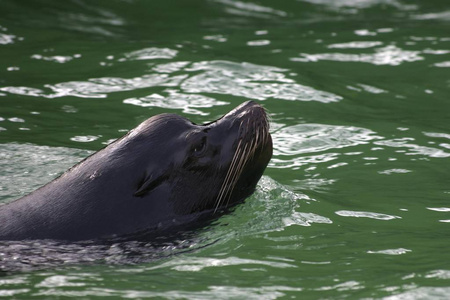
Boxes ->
[0,101,272,272]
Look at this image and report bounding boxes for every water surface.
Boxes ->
[1,0,450,298]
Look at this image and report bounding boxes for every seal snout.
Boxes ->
[230,100,266,118]
[212,101,272,212]
[234,101,270,145]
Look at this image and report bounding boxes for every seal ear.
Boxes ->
[134,172,168,197]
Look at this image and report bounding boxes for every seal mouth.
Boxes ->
[213,101,272,212]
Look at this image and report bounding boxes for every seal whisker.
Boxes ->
[216,150,241,211]
[224,139,253,208]
[255,127,260,150]
[220,137,251,211]
[214,139,243,213]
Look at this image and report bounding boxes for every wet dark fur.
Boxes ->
[0,101,272,241]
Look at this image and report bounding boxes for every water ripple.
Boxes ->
[182,60,341,103]
[51,74,186,98]
[300,0,418,11]
[328,41,383,49]
[270,122,450,170]
[31,54,81,64]
[0,74,187,99]
[335,210,401,220]
[123,89,228,115]
[70,135,101,143]
[32,285,302,299]
[423,132,450,140]
[203,35,227,43]
[378,168,412,175]
[0,86,44,97]
[247,39,271,46]
[412,11,450,21]
[0,143,91,202]
[375,138,450,158]
[272,123,381,156]
[434,61,450,68]
[270,153,339,169]
[367,248,412,255]
[292,45,424,66]
[214,0,287,18]
[58,4,125,37]
[36,275,90,288]
[152,61,190,73]
[425,270,450,279]
[123,47,178,61]
[315,281,363,292]
[282,212,332,227]
[148,256,296,272]
[426,207,450,212]
[384,287,450,299]
[0,58,340,105]
[0,33,18,45]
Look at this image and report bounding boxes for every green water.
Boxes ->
[1,0,450,298]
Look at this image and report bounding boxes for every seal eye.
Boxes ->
[192,136,207,156]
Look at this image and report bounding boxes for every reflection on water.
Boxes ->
[0,74,187,99]
[367,248,411,255]
[147,256,295,272]
[58,2,125,37]
[282,211,332,227]
[271,123,379,169]
[270,122,450,170]
[335,210,401,220]
[0,25,22,45]
[412,11,450,21]
[272,123,380,156]
[0,33,18,45]
[182,61,341,103]
[0,52,342,108]
[293,45,424,66]
[124,47,178,61]
[328,41,383,49]
[299,0,418,11]
[31,54,81,64]
[30,282,303,298]
[0,143,91,202]
[384,287,450,299]
[213,0,287,18]
[1,0,450,297]
[375,137,450,158]
[124,89,227,115]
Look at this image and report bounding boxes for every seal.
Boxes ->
[0,101,272,241]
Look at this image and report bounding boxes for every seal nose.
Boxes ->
[231,101,260,113]
[235,100,259,110]
[207,101,269,133]
[225,101,266,120]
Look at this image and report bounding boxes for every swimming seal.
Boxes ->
[0,101,272,241]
